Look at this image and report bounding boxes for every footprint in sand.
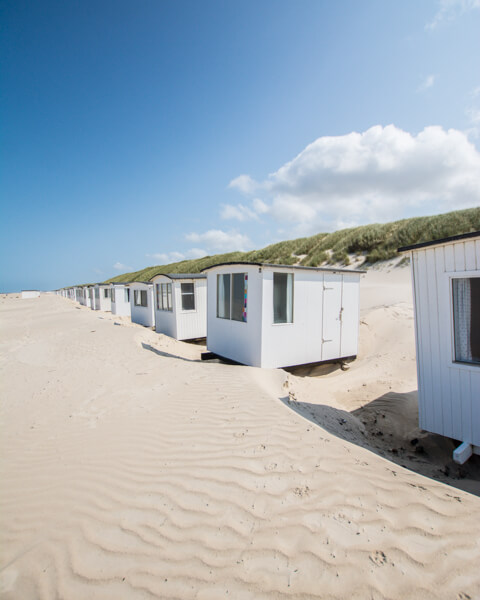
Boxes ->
[369,550,388,566]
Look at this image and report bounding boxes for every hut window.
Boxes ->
[95,288,100,299]
[217,274,231,319]
[111,288,116,303]
[104,289,109,299]
[156,283,172,311]
[452,278,480,365]
[232,273,247,321]
[125,288,130,303]
[217,273,247,321]
[134,289,148,307]
[273,273,294,324]
[181,283,195,311]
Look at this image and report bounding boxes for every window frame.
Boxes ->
[156,282,173,311]
[134,289,148,307]
[216,272,247,322]
[180,282,196,312]
[450,272,480,368]
[273,272,294,325]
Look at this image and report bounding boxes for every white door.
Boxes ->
[322,274,342,360]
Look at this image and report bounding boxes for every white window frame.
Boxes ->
[216,272,247,322]
[180,282,196,312]
[273,272,294,325]
[156,282,172,311]
[449,271,480,368]
[134,289,148,307]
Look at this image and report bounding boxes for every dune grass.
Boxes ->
[104,207,480,283]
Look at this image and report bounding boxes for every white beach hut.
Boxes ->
[202,262,364,369]
[77,287,87,306]
[128,282,155,327]
[92,284,112,311]
[151,273,207,340]
[399,231,480,464]
[86,286,95,309]
[110,283,131,317]
[21,290,40,299]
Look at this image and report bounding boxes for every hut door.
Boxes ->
[322,274,342,360]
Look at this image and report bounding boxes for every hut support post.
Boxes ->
[453,441,473,465]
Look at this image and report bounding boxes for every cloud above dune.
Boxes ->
[227,124,480,232]
[185,229,253,252]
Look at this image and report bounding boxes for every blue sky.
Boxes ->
[1,0,479,292]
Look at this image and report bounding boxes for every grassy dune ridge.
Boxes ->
[105,207,480,284]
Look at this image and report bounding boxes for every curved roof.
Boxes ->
[149,273,206,282]
[201,262,366,275]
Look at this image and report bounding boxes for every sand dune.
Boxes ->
[1,272,480,599]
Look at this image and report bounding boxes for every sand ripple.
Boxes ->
[1,295,479,599]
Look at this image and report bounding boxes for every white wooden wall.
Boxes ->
[175,279,207,340]
[206,265,361,368]
[111,284,131,316]
[153,276,177,339]
[129,283,155,327]
[97,286,112,312]
[261,268,361,368]
[206,266,264,366]
[411,238,480,446]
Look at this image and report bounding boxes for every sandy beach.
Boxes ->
[1,264,479,599]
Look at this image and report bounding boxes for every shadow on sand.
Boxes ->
[141,343,201,363]
[280,390,480,496]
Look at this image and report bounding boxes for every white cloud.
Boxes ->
[113,262,132,271]
[253,198,269,214]
[228,174,258,194]
[417,74,436,92]
[220,203,258,221]
[230,124,480,232]
[186,229,254,252]
[427,0,480,29]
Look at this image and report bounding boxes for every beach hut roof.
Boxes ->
[201,262,366,275]
[150,273,206,282]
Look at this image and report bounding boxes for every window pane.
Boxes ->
[273,273,293,324]
[217,274,230,318]
[453,278,480,364]
[232,273,247,322]
[156,284,160,309]
[141,290,148,307]
[111,289,115,303]
[161,284,167,310]
[167,283,172,311]
[181,282,195,310]
[104,289,108,298]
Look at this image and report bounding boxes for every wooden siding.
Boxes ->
[412,239,480,446]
